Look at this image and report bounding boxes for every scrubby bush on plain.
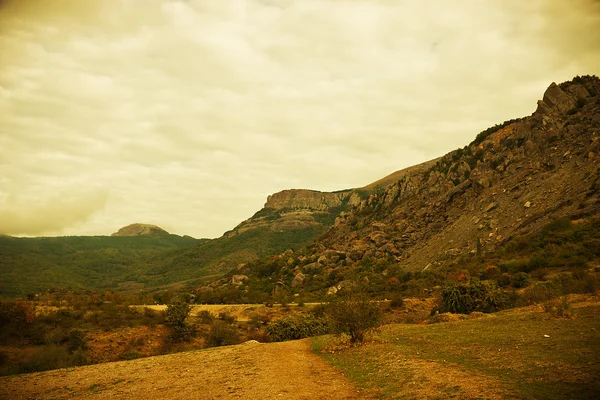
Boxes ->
[438,278,504,314]
[325,289,383,344]
[266,314,330,342]
[206,320,240,347]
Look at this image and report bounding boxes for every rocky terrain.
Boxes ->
[233,75,600,285]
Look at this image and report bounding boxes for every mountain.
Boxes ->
[111,223,170,237]
[137,189,364,288]
[314,76,600,271]
[223,75,600,297]
[0,190,362,296]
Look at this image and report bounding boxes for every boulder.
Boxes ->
[291,273,305,288]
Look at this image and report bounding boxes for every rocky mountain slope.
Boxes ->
[231,75,600,290]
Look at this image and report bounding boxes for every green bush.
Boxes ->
[266,314,330,342]
[438,278,504,314]
[165,298,193,343]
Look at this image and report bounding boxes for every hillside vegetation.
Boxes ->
[0,234,203,297]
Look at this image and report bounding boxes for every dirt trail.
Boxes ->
[0,339,368,400]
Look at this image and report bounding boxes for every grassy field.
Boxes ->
[313,295,600,399]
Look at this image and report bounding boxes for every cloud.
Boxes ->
[0,190,108,236]
[0,0,599,237]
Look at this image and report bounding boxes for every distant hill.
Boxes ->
[0,234,205,297]
[111,223,170,237]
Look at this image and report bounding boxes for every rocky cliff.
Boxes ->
[224,189,363,238]
[236,75,600,284]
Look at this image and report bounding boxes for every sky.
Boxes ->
[1,0,599,238]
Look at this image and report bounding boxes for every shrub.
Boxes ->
[197,310,215,324]
[119,351,144,361]
[531,269,549,281]
[165,298,190,328]
[65,329,88,352]
[521,282,558,304]
[389,296,405,309]
[266,315,330,342]
[325,290,383,344]
[543,296,573,318]
[218,312,236,324]
[511,272,530,288]
[206,321,240,347]
[438,278,504,314]
[481,266,500,280]
[142,307,165,325]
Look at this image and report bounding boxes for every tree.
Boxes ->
[325,289,383,344]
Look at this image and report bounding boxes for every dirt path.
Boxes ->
[0,340,368,400]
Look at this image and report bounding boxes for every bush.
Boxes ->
[543,295,573,318]
[65,329,88,352]
[206,321,240,347]
[511,272,530,288]
[218,312,236,324]
[521,282,559,304]
[325,290,383,344]
[438,278,504,314]
[266,315,330,342]
[165,298,193,343]
[165,298,190,328]
[197,310,215,324]
[389,296,405,309]
[119,351,144,361]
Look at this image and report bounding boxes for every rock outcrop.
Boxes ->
[264,189,348,211]
[223,189,358,238]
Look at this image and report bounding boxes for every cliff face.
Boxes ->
[224,189,360,238]
[235,75,600,284]
[264,189,349,211]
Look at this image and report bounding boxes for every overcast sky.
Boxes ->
[1,0,599,238]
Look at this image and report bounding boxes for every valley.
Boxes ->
[1,75,600,399]
[1,294,598,399]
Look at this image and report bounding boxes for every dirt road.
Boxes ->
[0,339,367,400]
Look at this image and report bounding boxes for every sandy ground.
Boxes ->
[0,339,368,400]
